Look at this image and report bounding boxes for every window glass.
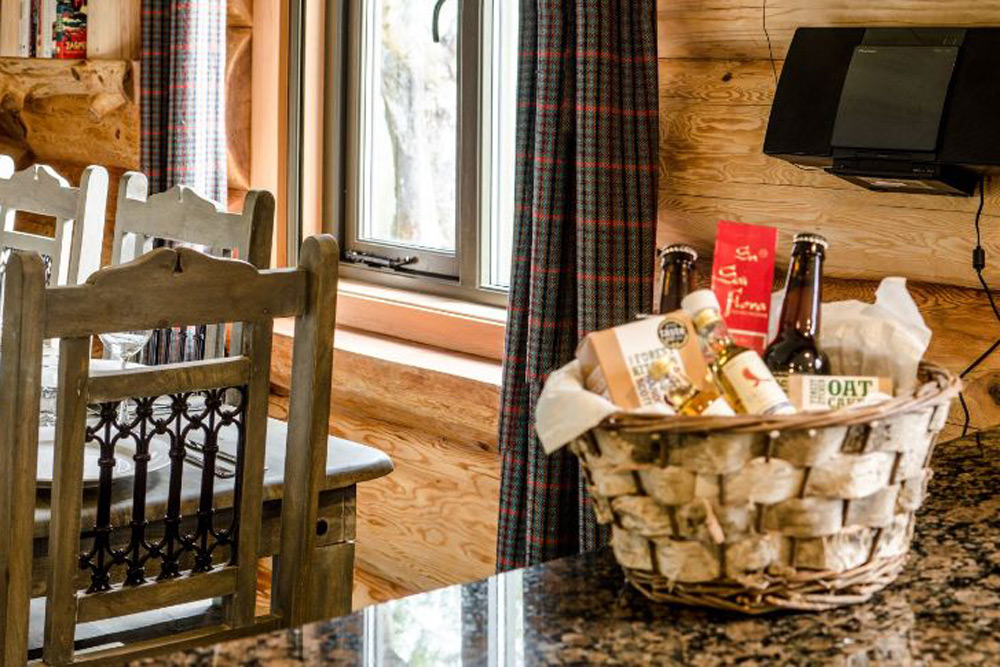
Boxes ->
[362,0,459,253]
[487,0,518,290]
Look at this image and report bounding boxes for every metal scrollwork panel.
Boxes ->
[79,386,248,594]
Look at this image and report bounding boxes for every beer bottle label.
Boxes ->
[721,353,796,415]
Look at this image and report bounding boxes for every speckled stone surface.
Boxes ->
[137,433,1000,666]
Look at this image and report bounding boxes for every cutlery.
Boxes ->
[186,440,240,467]
[188,438,268,474]
[183,449,236,479]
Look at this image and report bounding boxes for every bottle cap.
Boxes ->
[793,233,829,249]
[681,289,720,316]
[660,244,698,263]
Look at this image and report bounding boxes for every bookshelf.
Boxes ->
[0,0,140,172]
[0,0,139,60]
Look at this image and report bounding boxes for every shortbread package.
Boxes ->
[577,311,710,411]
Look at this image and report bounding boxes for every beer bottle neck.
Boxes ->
[660,258,694,313]
[778,250,823,338]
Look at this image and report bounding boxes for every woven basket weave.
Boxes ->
[571,363,960,614]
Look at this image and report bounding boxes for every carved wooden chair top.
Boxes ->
[0,235,339,665]
[0,157,108,287]
[111,172,274,270]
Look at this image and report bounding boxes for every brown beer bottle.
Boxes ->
[764,233,831,381]
[659,244,698,313]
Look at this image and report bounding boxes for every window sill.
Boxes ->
[271,319,501,448]
[333,279,507,361]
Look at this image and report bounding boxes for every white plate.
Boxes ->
[36,427,172,489]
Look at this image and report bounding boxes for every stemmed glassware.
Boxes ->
[98,330,153,424]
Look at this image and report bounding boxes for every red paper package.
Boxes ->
[710,220,778,354]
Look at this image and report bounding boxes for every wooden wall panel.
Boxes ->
[0,0,19,56]
[228,0,253,28]
[657,3,1000,433]
[657,0,996,60]
[227,27,253,195]
[251,0,288,266]
[88,0,142,60]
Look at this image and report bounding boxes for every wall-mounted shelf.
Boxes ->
[0,57,139,171]
[0,0,140,61]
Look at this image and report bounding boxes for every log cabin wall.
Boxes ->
[227,0,253,212]
[656,1,1000,437]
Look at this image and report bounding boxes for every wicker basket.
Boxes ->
[571,363,960,614]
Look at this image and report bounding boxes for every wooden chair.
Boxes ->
[0,236,340,664]
[111,172,275,362]
[0,159,108,287]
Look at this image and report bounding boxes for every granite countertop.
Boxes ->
[139,432,1000,666]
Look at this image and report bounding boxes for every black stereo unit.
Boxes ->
[763,27,1000,196]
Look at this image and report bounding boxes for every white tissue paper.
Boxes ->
[535,360,674,454]
[769,277,931,395]
[822,278,931,394]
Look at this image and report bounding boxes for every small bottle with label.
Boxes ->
[682,290,796,416]
[648,356,735,416]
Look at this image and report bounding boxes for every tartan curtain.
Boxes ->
[497,0,660,571]
[141,0,227,203]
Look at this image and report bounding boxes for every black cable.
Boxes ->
[960,336,1000,380]
[975,173,986,248]
[762,0,779,86]
[977,268,1000,323]
[960,174,1000,437]
[959,392,972,438]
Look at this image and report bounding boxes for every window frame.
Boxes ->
[324,0,508,308]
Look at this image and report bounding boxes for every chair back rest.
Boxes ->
[112,172,273,269]
[0,236,339,665]
[0,159,108,286]
[110,172,274,362]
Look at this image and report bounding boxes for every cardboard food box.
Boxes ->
[788,375,893,411]
[577,311,712,411]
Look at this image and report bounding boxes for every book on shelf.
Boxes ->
[16,0,86,59]
[54,0,87,59]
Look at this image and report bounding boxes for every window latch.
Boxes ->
[344,250,419,271]
[432,0,449,43]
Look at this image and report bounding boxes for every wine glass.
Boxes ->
[98,330,153,424]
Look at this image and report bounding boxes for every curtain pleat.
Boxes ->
[141,0,227,203]
[497,0,659,572]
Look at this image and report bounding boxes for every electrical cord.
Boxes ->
[762,0,779,86]
[960,174,1000,439]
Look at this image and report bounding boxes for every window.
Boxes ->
[334,0,518,305]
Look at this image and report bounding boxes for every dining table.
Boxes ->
[131,426,999,665]
[25,358,393,652]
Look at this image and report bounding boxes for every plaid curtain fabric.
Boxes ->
[141,0,227,203]
[497,0,659,571]
[141,0,226,365]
